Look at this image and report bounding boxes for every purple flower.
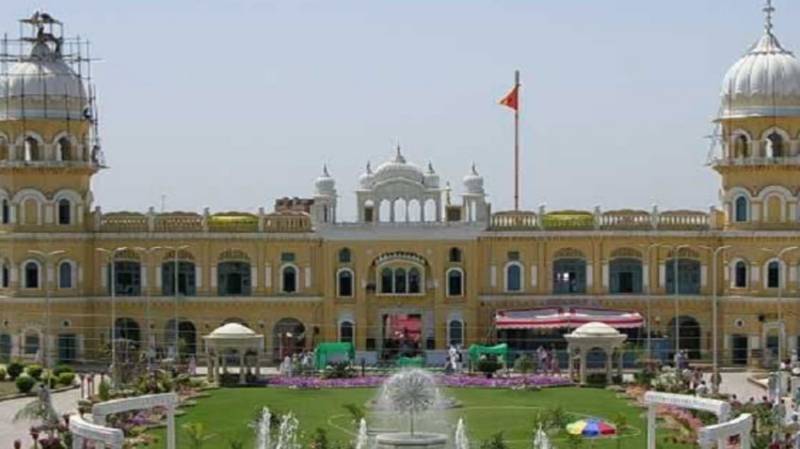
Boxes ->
[264,374,571,389]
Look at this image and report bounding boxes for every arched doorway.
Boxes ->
[165,319,197,360]
[114,318,141,347]
[273,318,306,362]
[667,316,701,360]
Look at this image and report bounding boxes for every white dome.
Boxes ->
[371,146,424,185]
[423,162,440,188]
[463,164,484,194]
[0,42,88,119]
[570,322,621,338]
[721,28,800,118]
[314,165,336,195]
[209,322,256,337]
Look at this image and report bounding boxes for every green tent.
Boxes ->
[315,342,355,369]
[396,356,424,368]
[468,343,508,364]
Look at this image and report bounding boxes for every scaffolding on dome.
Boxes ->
[0,10,106,167]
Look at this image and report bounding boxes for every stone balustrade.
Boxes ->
[489,206,721,231]
[93,207,312,233]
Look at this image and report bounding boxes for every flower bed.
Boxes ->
[265,374,572,389]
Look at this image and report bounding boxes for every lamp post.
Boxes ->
[760,246,798,365]
[639,243,661,361]
[133,246,163,370]
[698,244,731,394]
[27,250,65,390]
[96,246,128,386]
[161,245,190,362]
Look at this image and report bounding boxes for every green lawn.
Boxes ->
[153,387,690,449]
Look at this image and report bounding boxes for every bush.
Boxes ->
[15,374,35,393]
[322,361,354,379]
[41,373,58,389]
[477,358,501,378]
[58,372,76,386]
[98,379,111,401]
[513,355,535,374]
[7,361,24,380]
[52,364,74,377]
[480,432,508,449]
[25,364,43,380]
[0,367,6,381]
[586,373,608,387]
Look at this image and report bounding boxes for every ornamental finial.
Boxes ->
[763,0,775,33]
[322,164,330,177]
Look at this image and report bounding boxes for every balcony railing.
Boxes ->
[490,207,719,232]
[94,207,312,234]
[712,156,800,167]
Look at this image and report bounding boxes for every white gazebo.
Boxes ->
[203,323,264,385]
[564,322,627,385]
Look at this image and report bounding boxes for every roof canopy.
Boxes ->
[203,322,263,351]
[495,307,644,330]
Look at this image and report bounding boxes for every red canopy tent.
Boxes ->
[495,306,644,330]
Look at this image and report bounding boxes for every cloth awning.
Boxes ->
[495,306,644,330]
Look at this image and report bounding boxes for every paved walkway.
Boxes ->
[704,371,766,401]
[0,386,81,448]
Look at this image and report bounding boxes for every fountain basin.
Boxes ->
[376,433,447,449]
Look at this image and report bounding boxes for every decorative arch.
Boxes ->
[14,132,45,162]
[57,259,76,289]
[13,189,46,226]
[21,259,42,289]
[52,132,79,161]
[553,247,586,259]
[730,129,752,158]
[734,195,749,223]
[280,263,299,293]
[761,126,791,158]
[218,249,250,262]
[610,247,642,259]
[446,267,464,297]
[730,258,749,288]
[764,258,783,289]
[504,261,524,293]
[336,267,354,297]
[0,132,9,161]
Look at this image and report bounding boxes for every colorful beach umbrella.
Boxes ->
[566,419,616,437]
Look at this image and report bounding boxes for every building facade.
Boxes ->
[1,8,800,367]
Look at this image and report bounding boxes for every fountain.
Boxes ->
[454,419,469,449]
[374,369,448,449]
[274,413,300,449]
[255,407,271,449]
[355,418,369,449]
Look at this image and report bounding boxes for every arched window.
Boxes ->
[281,265,297,293]
[446,268,463,297]
[108,261,141,296]
[733,134,749,158]
[505,262,522,292]
[380,268,393,293]
[337,269,353,297]
[394,268,407,293]
[734,261,748,288]
[339,321,354,343]
[57,199,71,225]
[218,261,251,296]
[338,248,351,263]
[57,137,73,161]
[162,261,196,296]
[767,261,781,288]
[1,199,9,224]
[766,132,785,158]
[448,320,464,347]
[408,268,421,293]
[24,261,40,288]
[1,263,8,288]
[553,258,587,294]
[0,138,7,161]
[609,258,643,294]
[449,248,462,263]
[23,137,40,162]
[58,261,73,289]
[24,332,40,355]
[734,196,748,223]
[665,259,701,295]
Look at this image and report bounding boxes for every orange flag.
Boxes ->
[498,84,519,111]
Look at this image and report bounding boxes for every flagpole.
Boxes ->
[513,69,520,211]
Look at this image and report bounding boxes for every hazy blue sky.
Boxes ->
[4,0,798,219]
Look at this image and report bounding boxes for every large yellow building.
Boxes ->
[1,8,799,369]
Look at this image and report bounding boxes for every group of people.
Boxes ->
[536,345,560,375]
[279,350,315,376]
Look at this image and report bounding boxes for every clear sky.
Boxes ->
[4,0,798,220]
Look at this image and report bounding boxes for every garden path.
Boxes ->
[0,385,81,448]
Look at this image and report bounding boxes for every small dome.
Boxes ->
[570,322,621,338]
[314,165,336,195]
[423,162,440,188]
[359,161,374,188]
[371,145,424,185]
[720,7,800,118]
[209,322,256,337]
[0,41,88,120]
[463,164,484,194]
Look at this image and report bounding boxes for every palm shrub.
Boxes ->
[7,361,25,380]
